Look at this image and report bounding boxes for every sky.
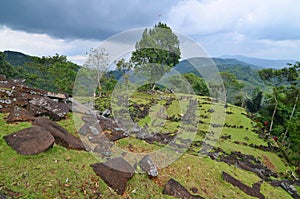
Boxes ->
[0,0,299,65]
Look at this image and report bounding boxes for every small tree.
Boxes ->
[84,47,109,97]
[116,58,132,89]
[131,22,181,90]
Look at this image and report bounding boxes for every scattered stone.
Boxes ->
[6,106,35,123]
[219,151,277,180]
[104,129,129,141]
[163,178,204,199]
[139,155,158,178]
[222,172,265,199]
[91,157,135,195]
[270,180,300,199]
[220,135,231,140]
[207,108,215,113]
[30,97,69,120]
[33,117,86,150]
[3,126,55,155]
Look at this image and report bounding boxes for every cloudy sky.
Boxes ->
[0,0,299,64]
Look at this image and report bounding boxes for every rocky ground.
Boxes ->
[0,74,299,198]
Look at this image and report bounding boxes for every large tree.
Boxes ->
[131,22,181,90]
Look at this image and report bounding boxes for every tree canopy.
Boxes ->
[131,22,181,90]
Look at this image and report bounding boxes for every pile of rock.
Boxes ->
[0,74,69,121]
[1,75,85,155]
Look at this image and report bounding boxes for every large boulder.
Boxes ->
[33,117,86,150]
[30,97,69,120]
[91,157,135,195]
[163,178,204,199]
[3,126,55,155]
[6,106,35,123]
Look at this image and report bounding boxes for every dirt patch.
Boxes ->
[262,155,277,172]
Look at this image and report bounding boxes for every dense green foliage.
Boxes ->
[1,51,80,95]
[131,22,181,89]
[168,73,209,95]
[17,54,80,94]
[0,52,16,78]
[256,63,300,165]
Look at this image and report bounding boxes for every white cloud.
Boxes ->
[167,0,300,40]
[0,26,98,64]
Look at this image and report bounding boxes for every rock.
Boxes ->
[102,109,111,117]
[79,121,104,137]
[92,139,113,157]
[0,74,6,81]
[91,157,135,195]
[222,171,265,199]
[104,129,129,141]
[163,178,204,199]
[139,155,158,178]
[33,117,86,150]
[190,187,198,194]
[6,106,35,123]
[30,97,69,120]
[46,92,66,100]
[3,126,55,155]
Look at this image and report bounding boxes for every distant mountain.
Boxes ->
[221,55,297,69]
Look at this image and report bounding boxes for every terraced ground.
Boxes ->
[0,91,298,198]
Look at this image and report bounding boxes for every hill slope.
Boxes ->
[0,91,298,198]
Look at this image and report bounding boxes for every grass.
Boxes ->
[0,91,298,198]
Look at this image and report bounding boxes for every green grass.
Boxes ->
[0,91,298,198]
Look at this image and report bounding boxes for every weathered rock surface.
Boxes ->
[6,106,35,123]
[33,117,86,150]
[139,155,158,178]
[163,178,204,199]
[270,180,300,199]
[30,97,69,120]
[91,157,135,195]
[3,126,55,155]
[222,171,265,199]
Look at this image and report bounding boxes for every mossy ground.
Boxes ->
[0,92,297,198]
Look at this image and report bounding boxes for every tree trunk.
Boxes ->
[281,93,299,145]
[151,82,156,90]
[269,96,278,134]
[98,82,102,97]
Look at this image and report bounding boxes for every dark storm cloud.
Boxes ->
[0,0,178,40]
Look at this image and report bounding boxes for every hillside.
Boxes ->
[221,55,297,69]
[0,84,299,198]
[3,51,34,67]
[174,57,266,94]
